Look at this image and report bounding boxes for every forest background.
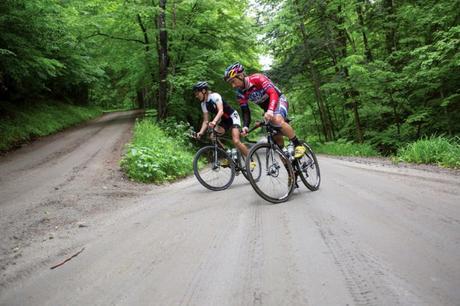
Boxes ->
[1,0,459,177]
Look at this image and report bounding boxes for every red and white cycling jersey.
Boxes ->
[236,73,282,112]
[236,73,288,128]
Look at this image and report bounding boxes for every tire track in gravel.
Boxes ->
[17,127,106,172]
[312,214,428,306]
[244,205,265,306]
[1,143,459,305]
[177,205,246,306]
[0,111,147,291]
[277,210,311,306]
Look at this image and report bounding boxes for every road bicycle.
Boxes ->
[191,128,262,191]
[245,121,321,203]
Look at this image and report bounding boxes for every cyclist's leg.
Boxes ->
[269,115,287,148]
[213,124,230,166]
[226,112,258,172]
[270,95,293,139]
[226,111,250,157]
[214,125,226,136]
[271,96,305,158]
[231,127,250,157]
[269,116,300,189]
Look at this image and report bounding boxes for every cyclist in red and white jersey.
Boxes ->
[223,62,306,158]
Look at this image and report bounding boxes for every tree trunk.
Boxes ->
[440,88,452,136]
[383,0,402,141]
[156,0,169,120]
[136,14,156,110]
[293,0,334,141]
[168,0,177,107]
[383,0,397,56]
[393,104,400,137]
[416,122,422,139]
[337,4,364,142]
[325,102,336,139]
[136,90,145,109]
[312,109,323,142]
[356,0,373,62]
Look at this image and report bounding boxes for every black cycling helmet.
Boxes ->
[224,62,244,81]
[192,81,209,92]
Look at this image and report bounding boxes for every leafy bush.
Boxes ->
[396,136,460,168]
[144,109,158,120]
[315,139,380,157]
[120,119,195,183]
[158,116,195,149]
[0,100,102,151]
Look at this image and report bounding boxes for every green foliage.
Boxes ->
[315,140,380,157]
[2,0,459,171]
[73,0,261,117]
[120,119,195,183]
[0,0,101,102]
[165,0,261,121]
[396,136,460,168]
[0,100,102,151]
[144,109,158,121]
[260,0,460,156]
[1,0,261,114]
[158,117,195,148]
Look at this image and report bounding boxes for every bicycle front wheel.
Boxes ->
[246,143,295,203]
[295,142,321,191]
[193,146,235,191]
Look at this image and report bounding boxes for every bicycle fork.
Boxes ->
[264,147,282,177]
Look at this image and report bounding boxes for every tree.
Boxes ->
[261,0,459,152]
[157,0,169,120]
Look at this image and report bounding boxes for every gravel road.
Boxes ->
[1,111,459,306]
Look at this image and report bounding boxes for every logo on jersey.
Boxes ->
[248,89,268,104]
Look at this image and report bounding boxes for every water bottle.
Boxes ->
[282,147,289,158]
[231,148,238,161]
[226,148,232,158]
[287,143,295,157]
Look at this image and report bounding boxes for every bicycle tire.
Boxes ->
[240,151,262,182]
[193,146,235,191]
[295,142,321,191]
[246,143,295,203]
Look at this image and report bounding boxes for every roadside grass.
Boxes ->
[0,100,102,151]
[120,119,195,183]
[314,140,380,157]
[103,107,136,113]
[313,136,460,169]
[396,136,460,169]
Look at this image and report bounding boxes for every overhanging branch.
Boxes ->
[81,31,145,44]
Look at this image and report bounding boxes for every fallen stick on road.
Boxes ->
[50,247,85,270]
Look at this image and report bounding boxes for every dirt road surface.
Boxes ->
[1,111,459,305]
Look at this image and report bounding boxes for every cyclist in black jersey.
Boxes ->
[192,81,253,161]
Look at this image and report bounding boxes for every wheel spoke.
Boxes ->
[193,146,235,191]
[247,144,294,203]
[297,143,321,191]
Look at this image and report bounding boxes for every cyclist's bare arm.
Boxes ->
[209,102,224,128]
[197,112,209,138]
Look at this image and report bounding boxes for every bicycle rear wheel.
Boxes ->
[246,143,295,203]
[193,146,235,191]
[295,142,320,191]
[240,151,262,182]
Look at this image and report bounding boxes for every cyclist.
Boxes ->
[192,81,252,162]
[223,62,306,158]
